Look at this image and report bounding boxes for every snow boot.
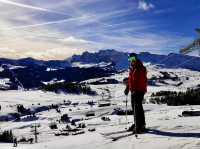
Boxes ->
[136,125,147,134]
[127,124,135,132]
[128,124,147,134]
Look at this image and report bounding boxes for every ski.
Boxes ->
[111,132,134,141]
[100,129,128,136]
[105,128,152,141]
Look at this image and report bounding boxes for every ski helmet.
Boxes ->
[128,53,137,62]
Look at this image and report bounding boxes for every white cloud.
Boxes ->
[0,37,86,60]
[58,36,91,44]
[21,47,84,60]
[0,0,66,15]
[138,0,154,11]
[0,0,193,59]
[2,17,85,30]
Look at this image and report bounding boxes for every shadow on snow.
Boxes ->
[147,129,200,138]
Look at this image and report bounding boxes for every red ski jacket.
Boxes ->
[128,60,147,93]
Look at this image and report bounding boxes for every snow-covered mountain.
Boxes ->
[0,57,71,68]
[70,49,129,70]
[70,50,200,71]
[0,63,116,90]
[1,63,200,149]
[1,50,200,149]
[1,49,200,71]
[0,49,200,90]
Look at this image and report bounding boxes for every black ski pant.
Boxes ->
[131,92,146,129]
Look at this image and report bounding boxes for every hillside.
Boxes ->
[0,64,200,149]
[0,49,200,90]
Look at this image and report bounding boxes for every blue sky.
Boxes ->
[0,0,199,60]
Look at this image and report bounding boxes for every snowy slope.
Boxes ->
[1,64,200,149]
[1,94,200,149]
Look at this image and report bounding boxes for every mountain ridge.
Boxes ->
[0,49,200,71]
[70,50,200,71]
[0,49,200,90]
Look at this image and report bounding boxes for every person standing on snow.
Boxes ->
[13,137,18,147]
[124,53,147,133]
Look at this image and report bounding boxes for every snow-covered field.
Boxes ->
[1,65,200,149]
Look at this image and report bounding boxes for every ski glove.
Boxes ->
[124,87,129,96]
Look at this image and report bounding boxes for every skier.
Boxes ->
[13,137,18,147]
[124,53,147,134]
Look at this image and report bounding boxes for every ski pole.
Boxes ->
[125,95,128,129]
[134,101,138,138]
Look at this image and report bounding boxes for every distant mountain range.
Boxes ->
[70,50,200,71]
[0,57,71,68]
[0,49,200,71]
[70,50,128,70]
[0,49,200,90]
[0,63,116,90]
